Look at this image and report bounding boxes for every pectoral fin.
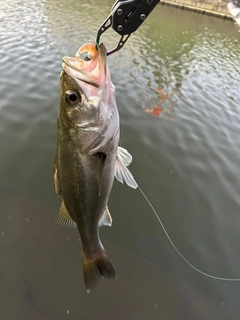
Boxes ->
[56,202,77,228]
[115,147,138,189]
[117,146,133,166]
[99,207,112,227]
[83,108,119,155]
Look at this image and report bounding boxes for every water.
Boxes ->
[1,0,240,319]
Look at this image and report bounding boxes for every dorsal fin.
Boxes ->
[56,202,77,228]
[53,157,60,196]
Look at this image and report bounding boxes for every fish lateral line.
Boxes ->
[136,184,240,282]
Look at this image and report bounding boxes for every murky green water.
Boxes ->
[1,0,240,319]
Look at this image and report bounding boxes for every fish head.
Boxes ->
[62,43,115,105]
[60,43,116,129]
[59,70,102,128]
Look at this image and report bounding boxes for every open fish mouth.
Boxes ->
[62,43,107,88]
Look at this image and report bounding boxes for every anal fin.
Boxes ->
[99,207,112,227]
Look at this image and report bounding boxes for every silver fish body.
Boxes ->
[54,43,137,291]
[54,44,118,290]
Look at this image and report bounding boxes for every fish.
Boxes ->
[54,42,137,291]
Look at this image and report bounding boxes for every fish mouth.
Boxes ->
[62,43,107,89]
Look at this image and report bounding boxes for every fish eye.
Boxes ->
[79,51,93,61]
[65,90,81,107]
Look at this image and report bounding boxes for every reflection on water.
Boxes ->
[1,0,240,319]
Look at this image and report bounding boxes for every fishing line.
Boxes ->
[89,35,98,46]
[137,185,240,281]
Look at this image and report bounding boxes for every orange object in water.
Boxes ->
[159,92,168,104]
[143,99,164,117]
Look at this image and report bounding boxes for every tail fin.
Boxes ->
[82,250,116,291]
